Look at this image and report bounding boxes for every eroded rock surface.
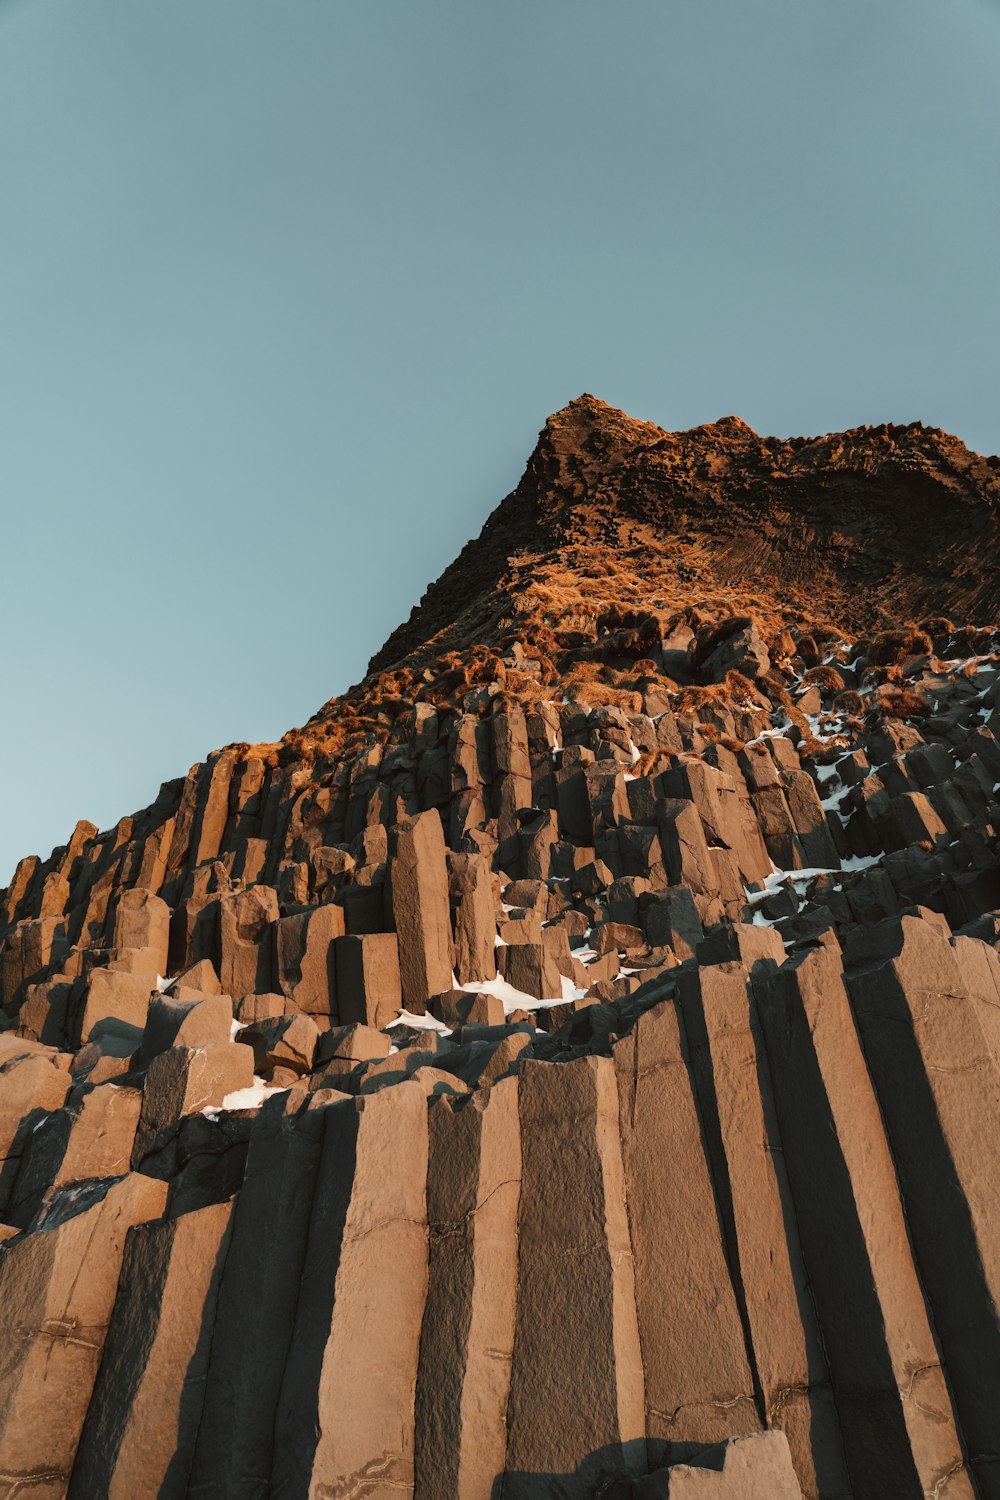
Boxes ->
[2,398,1000,1496]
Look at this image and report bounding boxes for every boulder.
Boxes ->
[134,991,234,1069]
[77,966,152,1047]
[430,988,505,1027]
[314,1022,393,1066]
[701,622,770,682]
[240,1013,320,1077]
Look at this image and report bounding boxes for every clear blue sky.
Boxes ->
[2,0,998,883]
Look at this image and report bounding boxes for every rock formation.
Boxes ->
[1,395,999,1497]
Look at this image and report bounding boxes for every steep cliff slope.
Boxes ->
[370,393,1000,673]
[0,399,999,1498]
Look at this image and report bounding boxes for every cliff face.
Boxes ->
[368,393,1000,675]
[0,399,999,1498]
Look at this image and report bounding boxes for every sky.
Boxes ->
[1,0,998,882]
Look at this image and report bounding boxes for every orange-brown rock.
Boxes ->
[639,1431,804,1497]
[414,1078,521,1499]
[270,1082,429,1496]
[275,901,344,1017]
[133,1042,253,1163]
[756,945,974,1497]
[613,999,760,1451]
[390,810,454,1009]
[187,1093,333,1498]
[504,1057,645,1493]
[2,396,1000,1497]
[678,963,850,1497]
[4,1081,142,1228]
[334,930,402,1028]
[0,1173,168,1490]
[69,1198,234,1498]
[846,916,1000,1494]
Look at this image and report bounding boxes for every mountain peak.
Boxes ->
[363,398,1000,688]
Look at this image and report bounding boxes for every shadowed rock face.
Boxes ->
[1,398,1000,1497]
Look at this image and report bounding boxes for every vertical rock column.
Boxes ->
[217,886,279,1001]
[390,810,454,1011]
[0,1173,168,1492]
[448,852,497,987]
[756,945,974,1500]
[493,705,533,844]
[846,917,1000,1497]
[448,714,489,847]
[414,1076,521,1500]
[270,1081,430,1497]
[503,1055,646,1498]
[187,1094,334,1500]
[613,998,760,1456]
[69,1199,234,1498]
[276,903,344,1019]
[678,962,851,1500]
[189,748,239,869]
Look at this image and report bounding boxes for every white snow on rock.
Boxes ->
[744,866,838,905]
[821,784,852,822]
[744,851,885,908]
[202,1076,286,1119]
[385,1010,452,1034]
[744,724,791,748]
[839,852,884,872]
[458,973,564,1015]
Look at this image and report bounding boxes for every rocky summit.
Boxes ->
[2,396,1000,1499]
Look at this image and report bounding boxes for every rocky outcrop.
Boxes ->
[369,394,1000,675]
[1,398,1000,1496]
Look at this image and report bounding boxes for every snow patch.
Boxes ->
[385,1010,452,1034]
[458,973,563,1015]
[743,852,884,907]
[202,1076,286,1118]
